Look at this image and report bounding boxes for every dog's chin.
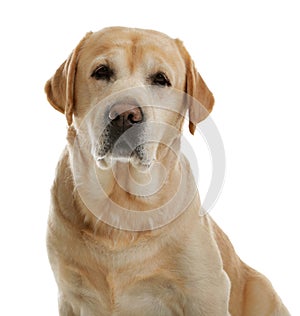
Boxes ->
[96,154,153,172]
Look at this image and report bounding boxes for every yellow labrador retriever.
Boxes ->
[45,27,290,316]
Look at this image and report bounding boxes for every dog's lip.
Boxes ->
[130,156,154,172]
[96,156,112,170]
[96,154,153,171]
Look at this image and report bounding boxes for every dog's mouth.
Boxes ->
[96,145,152,170]
[91,100,156,169]
[95,122,153,170]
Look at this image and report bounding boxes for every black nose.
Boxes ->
[109,103,143,130]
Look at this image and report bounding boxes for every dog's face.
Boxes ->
[45,27,214,169]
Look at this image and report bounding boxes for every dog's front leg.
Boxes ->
[58,296,77,316]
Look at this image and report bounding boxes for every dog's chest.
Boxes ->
[49,205,231,315]
[105,268,185,315]
[63,242,187,316]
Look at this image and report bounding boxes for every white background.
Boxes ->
[1,0,299,315]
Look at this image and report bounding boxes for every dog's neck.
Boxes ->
[95,157,179,208]
[66,126,200,234]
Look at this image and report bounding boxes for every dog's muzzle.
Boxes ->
[95,101,148,166]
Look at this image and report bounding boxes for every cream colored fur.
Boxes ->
[45,27,290,316]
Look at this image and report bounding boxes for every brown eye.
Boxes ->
[91,65,113,80]
[152,72,171,87]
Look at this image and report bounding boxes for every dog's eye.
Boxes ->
[151,72,171,87]
[91,65,113,80]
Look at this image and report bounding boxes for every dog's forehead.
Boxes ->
[81,27,183,68]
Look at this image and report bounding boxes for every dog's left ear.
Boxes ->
[44,32,92,125]
[175,39,215,135]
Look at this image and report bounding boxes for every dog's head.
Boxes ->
[45,27,214,169]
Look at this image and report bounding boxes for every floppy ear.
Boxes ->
[175,39,215,135]
[44,32,92,125]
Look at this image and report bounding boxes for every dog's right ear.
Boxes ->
[44,32,92,125]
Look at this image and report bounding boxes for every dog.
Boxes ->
[45,27,290,315]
